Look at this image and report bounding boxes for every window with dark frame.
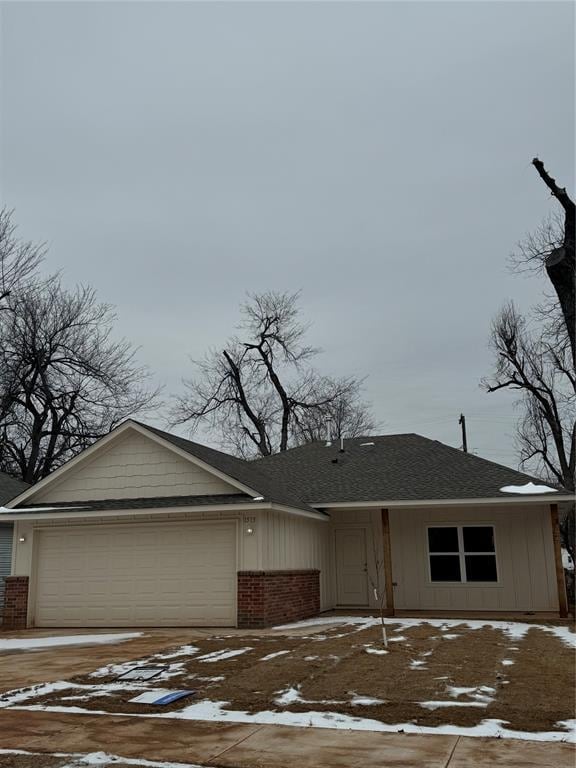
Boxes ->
[427,525,497,583]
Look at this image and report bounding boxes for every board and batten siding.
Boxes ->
[389,505,558,612]
[32,431,238,503]
[261,509,333,610]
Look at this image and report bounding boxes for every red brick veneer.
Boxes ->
[237,569,320,628]
[2,576,29,629]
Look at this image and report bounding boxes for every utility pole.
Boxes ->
[459,414,468,453]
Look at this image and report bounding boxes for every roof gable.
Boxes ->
[8,421,256,507]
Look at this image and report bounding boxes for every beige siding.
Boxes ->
[389,505,558,612]
[261,510,333,610]
[33,431,238,503]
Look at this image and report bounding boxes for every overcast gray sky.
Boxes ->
[1,1,574,467]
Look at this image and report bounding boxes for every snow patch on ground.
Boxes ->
[364,646,389,655]
[448,685,495,701]
[502,659,515,666]
[11,701,575,743]
[350,695,386,706]
[419,700,489,710]
[273,686,346,707]
[274,686,303,705]
[0,633,142,653]
[155,645,199,661]
[197,648,252,663]
[0,749,205,767]
[275,616,576,650]
[0,680,75,708]
[409,660,427,669]
[260,650,290,661]
[388,618,576,649]
[90,645,198,680]
[0,679,156,708]
[274,616,377,630]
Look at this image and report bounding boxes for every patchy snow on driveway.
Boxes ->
[0,632,142,653]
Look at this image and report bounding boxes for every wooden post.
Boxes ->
[550,503,568,618]
[381,508,395,616]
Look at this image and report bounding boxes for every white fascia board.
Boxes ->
[0,501,278,522]
[268,503,328,521]
[311,495,575,509]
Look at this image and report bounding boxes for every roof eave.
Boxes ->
[0,499,325,522]
[311,495,575,509]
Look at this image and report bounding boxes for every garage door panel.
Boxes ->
[34,522,237,627]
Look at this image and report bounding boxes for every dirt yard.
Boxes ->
[3,618,574,737]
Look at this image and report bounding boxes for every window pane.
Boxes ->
[428,527,459,553]
[463,526,495,553]
[430,555,461,581]
[465,555,497,581]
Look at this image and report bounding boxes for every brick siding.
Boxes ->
[237,569,320,628]
[2,576,29,629]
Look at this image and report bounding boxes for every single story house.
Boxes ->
[1,420,573,629]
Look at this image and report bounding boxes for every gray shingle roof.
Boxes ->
[254,434,568,503]
[18,494,250,513]
[0,471,29,505]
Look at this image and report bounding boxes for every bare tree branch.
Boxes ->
[0,279,160,482]
[0,208,45,311]
[171,291,377,456]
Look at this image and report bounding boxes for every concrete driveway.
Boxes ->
[0,627,573,767]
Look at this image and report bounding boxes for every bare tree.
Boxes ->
[510,160,575,361]
[291,376,378,443]
[0,208,45,310]
[483,300,575,608]
[0,279,159,483]
[486,160,575,606]
[484,303,575,492]
[172,291,376,457]
[366,539,389,649]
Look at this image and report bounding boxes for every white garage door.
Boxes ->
[33,521,237,627]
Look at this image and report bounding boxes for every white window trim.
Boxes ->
[426,524,500,586]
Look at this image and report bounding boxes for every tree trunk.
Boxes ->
[532,158,575,362]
